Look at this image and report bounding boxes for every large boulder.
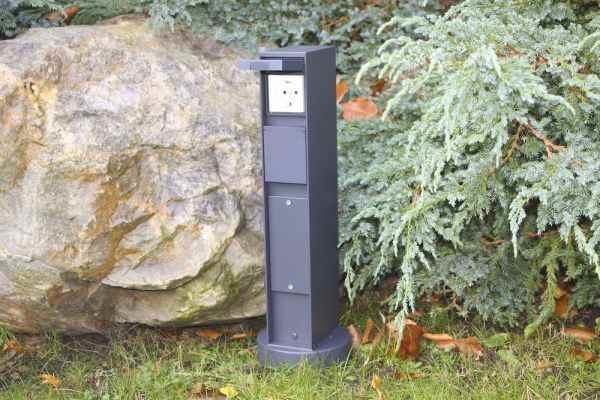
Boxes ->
[0,16,265,333]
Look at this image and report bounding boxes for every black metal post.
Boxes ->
[240,46,351,366]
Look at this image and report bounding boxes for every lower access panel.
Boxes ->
[269,291,311,348]
[267,195,310,294]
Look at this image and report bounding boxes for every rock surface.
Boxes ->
[0,16,265,333]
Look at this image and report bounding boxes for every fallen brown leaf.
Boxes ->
[371,374,384,400]
[440,0,459,10]
[196,329,223,341]
[362,318,376,344]
[40,373,61,390]
[423,333,453,341]
[425,334,484,360]
[219,386,238,398]
[562,327,597,343]
[189,382,223,398]
[230,331,255,340]
[347,325,362,350]
[370,79,386,96]
[554,288,570,319]
[536,360,554,371]
[453,337,484,360]
[336,80,349,104]
[571,347,598,363]
[393,371,423,381]
[341,98,378,121]
[398,323,424,360]
[3,339,24,354]
[47,6,81,24]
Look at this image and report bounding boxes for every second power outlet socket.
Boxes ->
[267,74,305,114]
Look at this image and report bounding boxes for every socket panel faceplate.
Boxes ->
[267,74,305,113]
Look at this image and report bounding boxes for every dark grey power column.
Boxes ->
[240,46,351,366]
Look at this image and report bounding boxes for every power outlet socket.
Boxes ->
[267,74,305,113]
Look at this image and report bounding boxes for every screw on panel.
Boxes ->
[285,199,293,206]
[288,283,294,291]
[291,332,298,340]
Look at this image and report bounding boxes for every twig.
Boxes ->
[517,120,566,159]
[501,124,524,166]
[480,235,507,247]
[411,184,422,207]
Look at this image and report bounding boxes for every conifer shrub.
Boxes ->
[4,0,600,333]
[341,0,600,332]
[0,1,61,38]
[144,0,447,75]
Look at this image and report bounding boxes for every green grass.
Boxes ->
[1,294,600,399]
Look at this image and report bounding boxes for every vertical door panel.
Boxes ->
[267,196,310,294]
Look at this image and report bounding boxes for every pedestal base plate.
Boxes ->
[257,326,351,366]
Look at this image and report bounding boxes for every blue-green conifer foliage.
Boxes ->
[342,0,600,333]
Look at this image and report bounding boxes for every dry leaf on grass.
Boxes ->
[424,333,484,360]
[362,318,376,344]
[385,319,423,360]
[422,333,453,341]
[336,80,349,104]
[40,373,61,390]
[347,325,362,350]
[219,386,238,398]
[555,288,570,319]
[196,329,223,341]
[47,6,81,24]
[571,347,598,363]
[230,331,255,340]
[189,383,223,398]
[440,0,459,9]
[562,327,597,343]
[371,374,384,400]
[453,337,484,359]
[370,79,386,96]
[536,360,554,374]
[393,371,423,381]
[398,323,424,360]
[3,339,24,354]
[341,98,378,121]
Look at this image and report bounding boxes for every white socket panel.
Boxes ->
[267,74,305,114]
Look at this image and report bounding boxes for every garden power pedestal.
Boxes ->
[240,46,351,366]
